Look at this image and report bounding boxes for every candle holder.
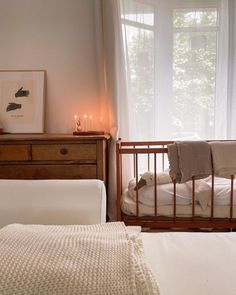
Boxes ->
[73,131,105,136]
[74,115,82,132]
[73,114,105,136]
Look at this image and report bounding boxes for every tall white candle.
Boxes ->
[99,116,104,130]
[89,115,92,131]
[74,115,78,132]
[84,114,87,132]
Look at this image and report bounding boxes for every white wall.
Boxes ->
[0,0,100,133]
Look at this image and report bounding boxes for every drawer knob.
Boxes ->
[60,148,68,155]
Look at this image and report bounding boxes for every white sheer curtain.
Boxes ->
[228,0,236,138]
[95,0,131,220]
[120,0,236,141]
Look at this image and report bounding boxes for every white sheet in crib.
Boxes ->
[128,176,236,207]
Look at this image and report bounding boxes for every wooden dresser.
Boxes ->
[0,134,110,183]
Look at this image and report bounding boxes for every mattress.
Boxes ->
[142,232,236,295]
[122,190,236,218]
[128,176,236,206]
[123,176,236,218]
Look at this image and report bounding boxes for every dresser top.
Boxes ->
[0,133,111,142]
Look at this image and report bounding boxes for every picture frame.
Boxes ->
[0,70,45,133]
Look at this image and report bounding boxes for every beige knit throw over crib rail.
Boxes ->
[167,141,212,183]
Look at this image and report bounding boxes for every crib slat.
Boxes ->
[162,145,165,172]
[133,145,136,178]
[192,176,195,220]
[135,154,139,217]
[211,172,214,220]
[173,180,176,219]
[230,175,234,220]
[147,145,150,171]
[116,142,122,221]
[120,157,123,193]
[154,153,157,216]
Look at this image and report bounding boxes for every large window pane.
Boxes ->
[123,1,155,140]
[121,0,154,26]
[172,8,218,139]
[173,8,218,28]
[123,24,155,140]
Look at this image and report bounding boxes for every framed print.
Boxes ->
[0,70,45,133]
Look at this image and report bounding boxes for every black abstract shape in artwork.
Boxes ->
[15,87,30,97]
[6,103,22,112]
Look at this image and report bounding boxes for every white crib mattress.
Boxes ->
[141,232,236,295]
[122,190,236,218]
[128,176,236,207]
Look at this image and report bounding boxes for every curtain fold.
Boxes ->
[215,0,236,139]
[215,0,229,139]
[95,0,131,220]
[228,0,236,138]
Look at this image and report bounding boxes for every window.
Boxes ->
[121,0,223,140]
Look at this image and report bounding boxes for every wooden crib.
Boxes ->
[116,140,236,229]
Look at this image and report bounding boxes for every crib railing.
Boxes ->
[116,140,236,229]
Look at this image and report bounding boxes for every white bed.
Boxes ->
[142,231,236,295]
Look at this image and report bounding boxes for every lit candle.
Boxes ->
[84,114,87,132]
[74,115,78,132]
[89,115,92,131]
[100,116,104,130]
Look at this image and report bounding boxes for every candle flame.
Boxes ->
[84,114,87,119]
[74,115,78,120]
[89,115,92,119]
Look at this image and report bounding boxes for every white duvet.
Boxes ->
[142,232,236,295]
[128,178,192,206]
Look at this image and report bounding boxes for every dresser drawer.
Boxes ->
[32,144,97,161]
[0,164,97,179]
[0,145,29,161]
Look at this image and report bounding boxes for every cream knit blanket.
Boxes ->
[210,141,236,178]
[0,222,160,295]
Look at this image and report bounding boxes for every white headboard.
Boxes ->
[0,179,106,228]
